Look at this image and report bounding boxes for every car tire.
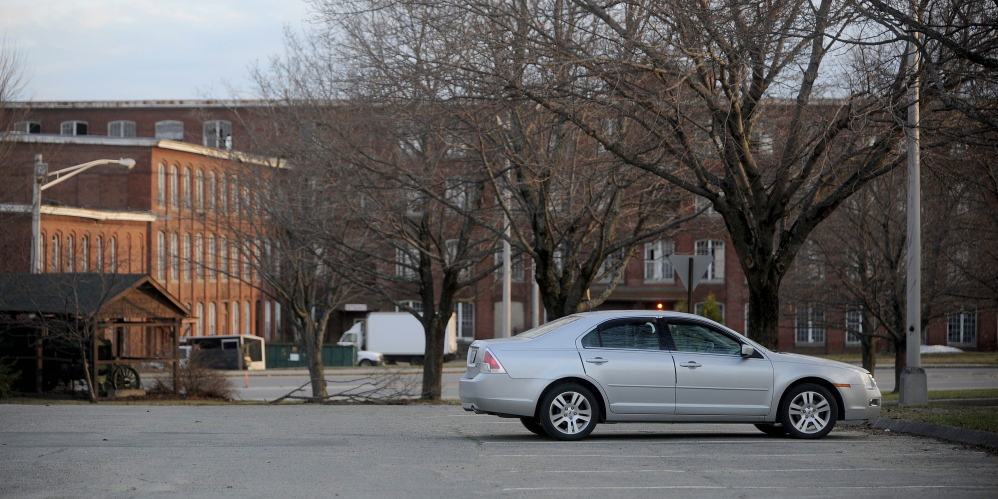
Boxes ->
[519,417,546,436]
[358,359,374,367]
[779,383,838,439]
[410,356,424,366]
[538,383,599,441]
[754,423,787,437]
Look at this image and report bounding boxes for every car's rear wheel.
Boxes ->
[358,359,374,367]
[539,383,599,441]
[519,417,546,436]
[779,383,838,439]
[754,423,787,437]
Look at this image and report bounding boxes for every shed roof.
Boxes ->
[0,273,189,319]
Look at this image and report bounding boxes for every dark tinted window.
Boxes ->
[583,319,662,350]
[668,322,741,355]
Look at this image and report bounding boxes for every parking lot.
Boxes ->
[1,404,996,498]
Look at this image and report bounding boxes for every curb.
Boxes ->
[870,418,998,451]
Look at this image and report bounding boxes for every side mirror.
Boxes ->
[741,344,755,357]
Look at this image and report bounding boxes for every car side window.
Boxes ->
[582,320,662,350]
[667,323,741,355]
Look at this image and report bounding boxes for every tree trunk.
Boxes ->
[299,320,327,401]
[421,315,447,400]
[746,275,782,350]
[893,336,907,394]
[861,337,877,377]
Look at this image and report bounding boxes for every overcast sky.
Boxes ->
[2,0,311,101]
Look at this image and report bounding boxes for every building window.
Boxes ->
[195,303,204,336]
[208,303,217,336]
[170,165,179,208]
[947,310,977,346]
[795,306,826,345]
[696,239,725,282]
[397,300,424,315]
[157,232,166,280]
[109,237,116,271]
[207,172,216,211]
[494,250,525,282]
[644,240,674,281]
[455,302,475,341]
[598,248,626,283]
[396,246,418,279]
[60,120,88,136]
[220,237,228,280]
[208,236,217,280]
[12,121,41,133]
[51,235,60,272]
[219,174,227,214]
[244,302,251,335]
[195,234,204,280]
[155,120,184,140]
[183,234,192,280]
[845,310,863,345]
[80,236,89,272]
[264,301,273,341]
[231,303,239,335]
[96,236,104,272]
[231,243,240,280]
[157,163,166,208]
[66,235,74,273]
[107,120,136,137]
[195,169,205,211]
[204,120,232,149]
[694,301,725,322]
[182,167,192,209]
[170,233,179,280]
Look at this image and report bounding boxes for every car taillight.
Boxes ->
[480,349,506,374]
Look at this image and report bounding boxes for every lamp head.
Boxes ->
[118,158,136,169]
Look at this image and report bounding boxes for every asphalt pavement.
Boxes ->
[2,404,997,498]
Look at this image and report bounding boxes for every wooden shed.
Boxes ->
[0,273,190,397]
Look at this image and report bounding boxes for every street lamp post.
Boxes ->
[29,154,136,274]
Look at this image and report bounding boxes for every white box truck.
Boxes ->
[337,312,458,365]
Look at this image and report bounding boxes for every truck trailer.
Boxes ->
[337,312,458,365]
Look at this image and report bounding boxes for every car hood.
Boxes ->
[768,352,871,374]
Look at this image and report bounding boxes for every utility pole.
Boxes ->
[900,5,927,406]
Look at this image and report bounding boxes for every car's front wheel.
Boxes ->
[779,383,838,439]
[538,383,599,441]
[358,359,374,367]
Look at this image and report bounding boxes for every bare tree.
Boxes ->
[0,38,30,255]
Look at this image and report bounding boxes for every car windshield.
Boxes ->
[515,315,584,339]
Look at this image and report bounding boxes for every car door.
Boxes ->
[665,320,774,416]
[578,318,676,415]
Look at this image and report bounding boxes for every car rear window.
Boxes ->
[516,315,584,339]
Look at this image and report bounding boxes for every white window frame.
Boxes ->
[845,310,863,346]
[203,120,233,149]
[795,306,826,345]
[157,232,166,280]
[947,310,977,347]
[155,120,184,140]
[696,239,725,282]
[60,120,88,136]
[644,240,674,282]
[455,302,475,341]
[13,120,41,133]
[107,120,136,138]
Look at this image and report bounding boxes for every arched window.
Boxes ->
[60,120,88,135]
[66,235,74,273]
[107,120,136,137]
[170,233,179,280]
[170,165,179,208]
[183,234,191,280]
[157,163,166,208]
[219,174,227,214]
[231,302,240,335]
[80,236,89,272]
[208,303,217,335]
[243,301,251,335]
[207,236,217,280]
[157,232,166,280]
[195,303,204,336]
[96,236,104,272]
[207,171,216,211]
[109,237,117,271]
[195,234,204,279]
[182,167,192,208]
[51,235,59,272]
[195,169,204,211]
[219,237,228,280]
[203,120,232,149]
[231,242,240,279]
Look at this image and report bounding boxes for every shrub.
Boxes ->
[0,359,21,399]
[147,352,234,400]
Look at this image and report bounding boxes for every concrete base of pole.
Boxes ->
[899,367,928,406]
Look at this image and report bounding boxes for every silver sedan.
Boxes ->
[460,311,882,441]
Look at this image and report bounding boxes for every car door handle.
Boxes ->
[586,357,609,365]
[680,361,702,369]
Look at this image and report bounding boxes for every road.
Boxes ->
[1,404,996,498]
[208,365,998,401]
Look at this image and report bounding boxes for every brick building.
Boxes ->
[2,100,993,353]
